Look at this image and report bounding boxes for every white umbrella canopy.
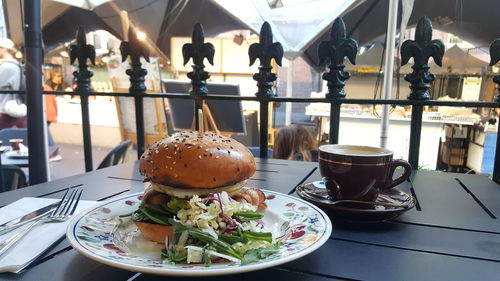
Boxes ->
[50,0,111,9]
[212,0,360,59]
[429,45,488,74]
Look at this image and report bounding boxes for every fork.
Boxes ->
[0,188,83,257]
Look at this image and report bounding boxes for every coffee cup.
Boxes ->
[319,144,412,202]
[9,139,23,151]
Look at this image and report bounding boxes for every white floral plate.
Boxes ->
[66,190,332,276]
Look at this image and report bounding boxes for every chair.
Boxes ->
[97,140,132,170]
[0,165,27,192]
[0,128,55,146]
[248,146,273,158]
[0,128,28,146]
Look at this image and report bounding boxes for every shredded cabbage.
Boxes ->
[177,192,257,233]
[159,191,279,266]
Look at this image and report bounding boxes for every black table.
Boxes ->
[0,146,58,167]
[0,159,499,280]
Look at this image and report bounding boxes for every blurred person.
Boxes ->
[0,38,26,129]
[43,71,66,161]
[272,124,318,162]
[43,71,66,125]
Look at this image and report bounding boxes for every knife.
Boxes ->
[0,201,60,235]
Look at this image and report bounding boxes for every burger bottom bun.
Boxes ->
[134,221,173,244]
[147,180,246,199]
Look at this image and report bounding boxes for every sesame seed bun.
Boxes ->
[139,131,256,190]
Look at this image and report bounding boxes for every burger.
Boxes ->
[133,131,263,243]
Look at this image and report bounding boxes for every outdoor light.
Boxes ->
[14,51,22,59]
[233,34,244,45]
[137,31,147,41]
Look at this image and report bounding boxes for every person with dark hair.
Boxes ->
[272,124,318,162]
[43,70,66,161]
[43,71,66,125]
[0,38,26,129]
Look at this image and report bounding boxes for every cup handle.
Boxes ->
[384,159,412,190]
[322,177,341,201]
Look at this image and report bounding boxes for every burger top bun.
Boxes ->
[139,131,256,189]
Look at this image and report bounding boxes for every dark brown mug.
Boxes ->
[319,144,412,202]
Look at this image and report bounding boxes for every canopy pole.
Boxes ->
[25,0,49,184]
[285,59,293,126]
[380,0,399,148]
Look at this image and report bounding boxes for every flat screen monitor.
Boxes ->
[162,79,246,134]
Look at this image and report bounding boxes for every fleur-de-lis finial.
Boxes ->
[318,18,358,99]
[183,23,215,67]
[489,39,500,102]
[249,22,283,68]
[182,23,215,96]
[401,16,445,100]
[119,26,150,64]
[70,26,95,171]
[118,26,150,158]
[249,22,283,98]
[69,26,95,68]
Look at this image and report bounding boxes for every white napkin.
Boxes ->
[0,197,97,273]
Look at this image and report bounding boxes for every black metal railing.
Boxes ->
[28,90,500,179]
[2,15,500,191]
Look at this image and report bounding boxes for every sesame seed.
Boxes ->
[198,155,202,159]
[216,156,220,159]
[173,161,176,164]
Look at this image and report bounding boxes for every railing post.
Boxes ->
[182,23,214,130]
[318,18,358,144]
[329,101,341,144]
[24,0,49,184]
[70,26,96,172]
[249,22,283,158]
[489,38,500,183]
[120,26,150,158]
[401,16,444,169]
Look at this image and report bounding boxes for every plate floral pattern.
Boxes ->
[67,190,332,276]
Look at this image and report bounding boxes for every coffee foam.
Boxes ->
[320,145,392,156]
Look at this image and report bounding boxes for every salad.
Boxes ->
[128,190,283,266]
